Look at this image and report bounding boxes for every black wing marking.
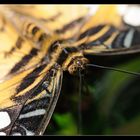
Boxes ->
[10,64,63,136]
[0,64,63,136]
[83,26,140,56]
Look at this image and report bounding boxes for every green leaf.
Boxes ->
[53,113,77,135]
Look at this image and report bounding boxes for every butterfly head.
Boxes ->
[68,56,89,75]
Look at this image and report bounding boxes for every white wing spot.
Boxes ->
[12,133,22,136]
[123,6,140,26]
[0,132,6,135]
[19,109,46,119]
[124,29,135,48]
[0,111,11,129]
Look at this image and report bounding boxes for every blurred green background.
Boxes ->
[44,54,140,135]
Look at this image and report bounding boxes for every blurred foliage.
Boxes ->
[44,55,140,135]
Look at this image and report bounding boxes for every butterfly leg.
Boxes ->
[42,81,52,96]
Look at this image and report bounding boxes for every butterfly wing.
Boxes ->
[0,63,63,136]
[0,12,61,82]
[77,5,140,56]
[5,5,89,40]
[0,8,63,135]
[0,14,40,80]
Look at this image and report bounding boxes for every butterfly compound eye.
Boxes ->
[68,57,89,75]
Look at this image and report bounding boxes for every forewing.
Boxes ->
[0,12,60,82]
[0,13,43,81]
[7,5,89,39]
[0,64,63,136]
[0,7,63,135]
[76,5,140,56]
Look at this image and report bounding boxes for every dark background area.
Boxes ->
[44,53,140,135]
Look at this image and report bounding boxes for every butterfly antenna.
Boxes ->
[87,64,140,76]
[77,70,83,135]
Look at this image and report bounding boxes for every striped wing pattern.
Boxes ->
[0,5,140,135]
[0,63,63,135]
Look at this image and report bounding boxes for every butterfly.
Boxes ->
[0,5,140,136]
